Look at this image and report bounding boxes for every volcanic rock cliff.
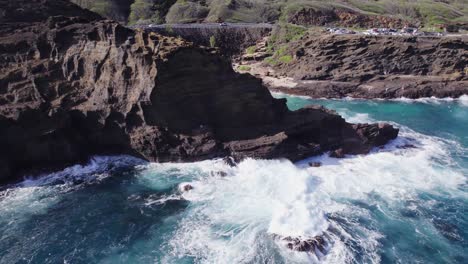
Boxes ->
[145,25,273,56]
[0,0,398,183]
[266,33,468,98]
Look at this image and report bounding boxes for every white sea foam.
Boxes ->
[20,155,145,188]
[0,185,59,228]
[0,155,144,227]
[459,94,468,106]
[342,112,371,123]
[1,126,465,264]
[270,91,311,100]
[159,126,465,263]
[392,95,468,107]
[1,112,466,263]
[273,91,468,107]
[144,193,182,206]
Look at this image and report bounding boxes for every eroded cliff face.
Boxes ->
[268,33,468,98]
[146,26,273,56]
[288,8,413,29]
[0,0,398,183]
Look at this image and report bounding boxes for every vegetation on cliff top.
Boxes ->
[71,0,133,23]
[238,65,252,71]
[72,0,468,28]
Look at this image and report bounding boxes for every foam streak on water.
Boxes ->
[157,126,465,263]
[0,97,467,264]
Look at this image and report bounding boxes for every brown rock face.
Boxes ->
[288,8,411,29]
[269,33,468,98]
[0,0,398,183]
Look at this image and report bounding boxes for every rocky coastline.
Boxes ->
[237,33,468,99]
[0,0,399,184]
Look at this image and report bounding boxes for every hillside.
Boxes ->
[70,0,133,23]
[72,0,468,29]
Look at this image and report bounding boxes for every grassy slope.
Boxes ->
[346,0,467,26]
[72,0,468,27]
[71,0,133,23]
[166,0,468,27]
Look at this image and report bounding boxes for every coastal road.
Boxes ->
[133,23,467,38]
[132,23,275,30]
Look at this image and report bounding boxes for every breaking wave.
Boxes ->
[1,97,467,264]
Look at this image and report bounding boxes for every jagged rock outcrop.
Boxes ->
[267,33,468,98]
[0,0,398,183]
[145,25,273,56]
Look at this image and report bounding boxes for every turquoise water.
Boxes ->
[0,95,467,263]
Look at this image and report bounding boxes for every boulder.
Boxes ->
[223,156,237,167]
[308,161,322,167]
[179,183,194,192]
[275,235,331,258]
[330,148,345,158]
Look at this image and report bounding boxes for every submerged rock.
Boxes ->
[330,148,345,158]
[215,171,228,177]
[0,0,398,183]
[308,161,322,167]
[283,236,328,253]
[179,183,194,192]
[223,156,237,167]
[273,234,331,259]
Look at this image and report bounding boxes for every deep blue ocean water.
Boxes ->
[0,95,467,264]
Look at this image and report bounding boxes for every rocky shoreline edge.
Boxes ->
[0,0,398,185]
[235,32,468,99]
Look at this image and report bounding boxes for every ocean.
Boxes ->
[1,95,467,263]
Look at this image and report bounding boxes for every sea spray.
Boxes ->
[160,126,465,263]
[0,97,467,263]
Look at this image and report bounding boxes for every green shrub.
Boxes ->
[269,23,307,48]
[279,55,293,63]
[261,23,306,66]
[166,1,210,23]
[263,44,293,65]
[128,0,178,24]
[264,56,277,66]
[275,46,287,57]
[238,65,252,71]
[209,35,216,48]
[246,45,256,54]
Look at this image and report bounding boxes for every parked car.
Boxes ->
[401,27,418,34]
[326,27,356,34]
